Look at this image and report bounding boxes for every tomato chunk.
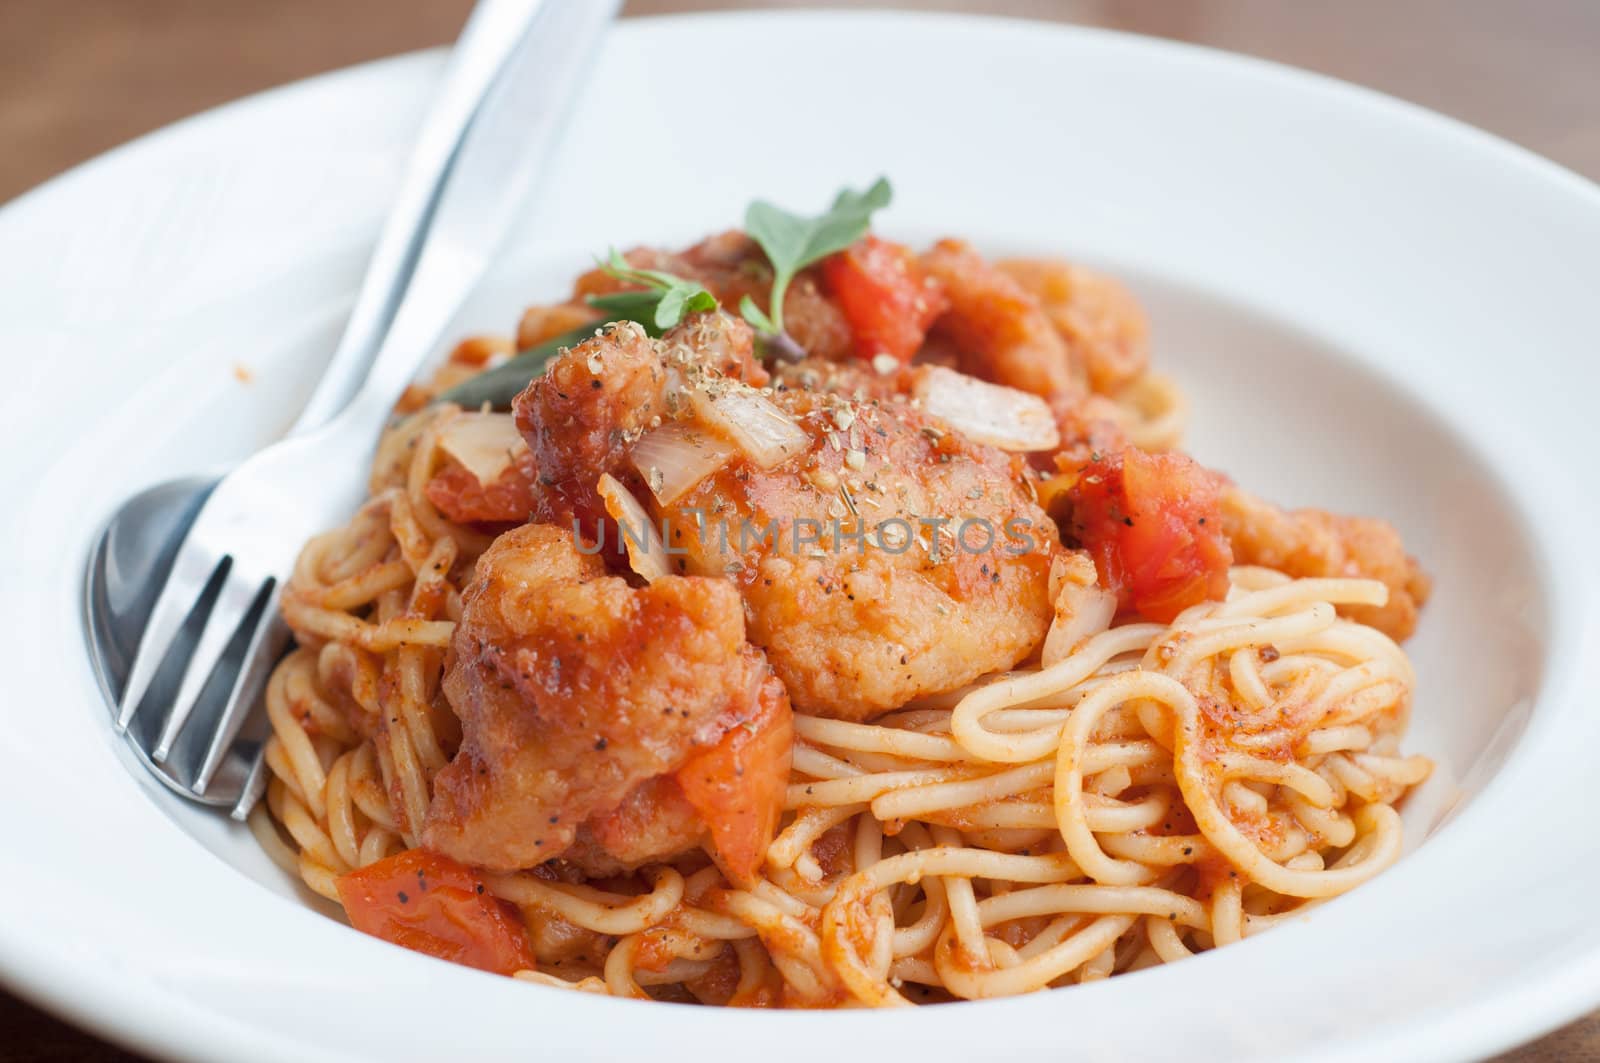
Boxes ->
[1066,447,1232,623]
[821,235,947,365]
[424,450,537,526]
[675,673,793,887]
[335,849,536,976]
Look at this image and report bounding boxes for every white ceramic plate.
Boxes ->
[2,12,1597,1062]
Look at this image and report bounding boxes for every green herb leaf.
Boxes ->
[741,177,892,336]
[586,289,665,320]
[691,289,718,313]
[738,294,777,335]
[654,288,691,330]
[659,286,716,329]
[430,322,599,411]
[590,248,718,332]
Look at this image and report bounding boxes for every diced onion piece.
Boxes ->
[912,366,1060,452]
[437,412,528,486]
[689,383,809,468]
[596,473,670,583]
[630,422,738,506]
[1041,553,1117,666]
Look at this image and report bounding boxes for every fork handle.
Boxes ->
[339,0,619,428]
[288,0,547,434]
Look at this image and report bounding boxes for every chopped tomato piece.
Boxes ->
[425,450,537,525]
[335,849,536,976]
[1067,447,1232,623]
[675,673,793,887]
[821,235,947,365]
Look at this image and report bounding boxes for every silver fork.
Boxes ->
[88,0,551,816]
[107,0,617,816]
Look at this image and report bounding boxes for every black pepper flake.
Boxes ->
[476,884,485,894]
[1123,516,1135,527]
[594,737,608,751]
[590,379,602,389]
[397,891,409,904]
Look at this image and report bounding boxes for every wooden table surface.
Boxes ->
[1,1,1596,1060]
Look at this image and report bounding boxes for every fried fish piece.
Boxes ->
[422,523,791,876]
[997,258,1151,396]
[1219,487,1431,641]
[513,314,1057,721]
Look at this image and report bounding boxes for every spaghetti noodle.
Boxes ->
[256,413,1428,1005]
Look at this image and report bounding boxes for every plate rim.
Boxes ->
[2,11,1599,1062]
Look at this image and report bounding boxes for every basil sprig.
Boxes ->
[432,179,894,408]
[738,177,892,343]
[588,248,717,331]
[434,254,716,410]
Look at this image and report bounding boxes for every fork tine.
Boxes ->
[196,583,288,792]
[231,744,271,822]
[115,548,224,733]
[152,568,265,764]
